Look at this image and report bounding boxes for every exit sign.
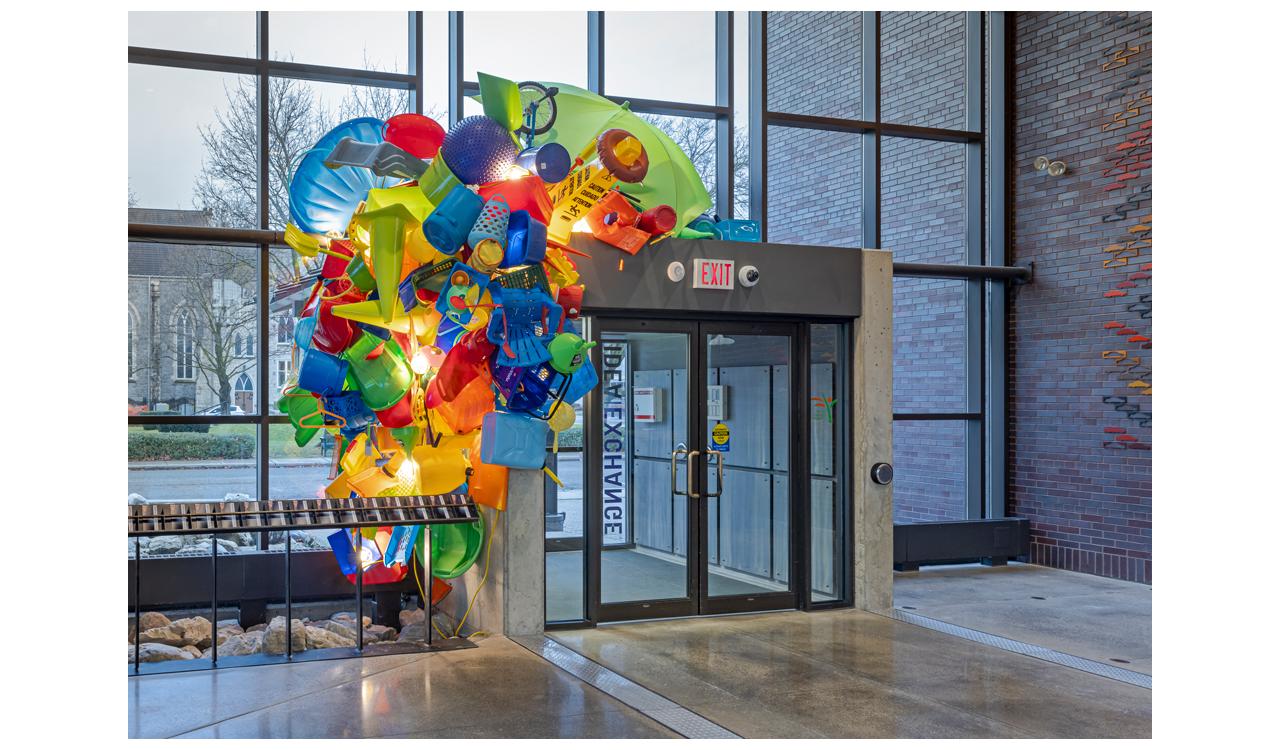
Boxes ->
[691,258,735,290]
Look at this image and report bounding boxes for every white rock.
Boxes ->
[262,616,308,655]
[138,625,185,647]
[207,631,263,658]
[147,536,185,555]
[131,642,195,663]
[305,625,355,650]
[170,616,213,648]
[128,493,148,505]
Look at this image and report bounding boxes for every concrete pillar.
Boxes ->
[852,248,894,614]
[441,469,545,637]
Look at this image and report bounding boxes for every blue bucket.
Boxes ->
[297,346,349,396]
[503,210,548,268]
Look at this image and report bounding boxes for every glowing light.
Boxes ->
[572,218,591,233]
[506,165,530,180]
[411,348,431,374]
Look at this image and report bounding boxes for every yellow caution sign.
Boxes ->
[546,164,618,243]
[711,422,730,452]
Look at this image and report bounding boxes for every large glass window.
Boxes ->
[760,11,990,523]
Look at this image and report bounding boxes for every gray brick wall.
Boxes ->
[1009,11,1152,584]
[767,11,862,119]
[881,11,967,129]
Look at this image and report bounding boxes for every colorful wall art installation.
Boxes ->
[279,74,711,618]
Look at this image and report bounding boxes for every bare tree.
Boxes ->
[151,246,259,414]
[639,114,750,220]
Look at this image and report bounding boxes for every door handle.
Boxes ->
[704,449,724,499]
[686,450,701,499]
[671,443,688,497]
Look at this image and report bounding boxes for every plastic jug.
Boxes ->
[479,411,548,469]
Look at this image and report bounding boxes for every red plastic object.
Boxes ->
[322,240,357,279]
[431,577,453,605]
[636,205,677,234]
[312,279,365,354]
[435,329,498,402]
[345,562,407,586]
[558,285,584,319]
[373,389,415,428]
[479,175,554,224]
[384,113,446,159]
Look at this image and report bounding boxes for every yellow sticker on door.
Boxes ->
[711,422,730,452]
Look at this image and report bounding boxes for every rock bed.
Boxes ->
[127,608,440,663]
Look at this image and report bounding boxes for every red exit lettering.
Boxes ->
[692,258,735,290]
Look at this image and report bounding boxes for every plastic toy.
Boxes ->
[324,137,427,180]
[440,116,518,185]
[548,333,596,374]
[277,75,709,616]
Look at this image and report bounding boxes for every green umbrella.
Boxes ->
[523,82,712,234]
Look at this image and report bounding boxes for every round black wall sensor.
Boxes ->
[871,462,894,485]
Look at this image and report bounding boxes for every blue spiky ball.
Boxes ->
[441,116,518,185]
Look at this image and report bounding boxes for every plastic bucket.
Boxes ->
[297,346,349,395]
[430,513,485,579]
[503,210,548,267]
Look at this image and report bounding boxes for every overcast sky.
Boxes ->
[129,11,738,212]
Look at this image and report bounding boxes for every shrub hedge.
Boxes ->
[557,426,583,450]
[129,432,255,461]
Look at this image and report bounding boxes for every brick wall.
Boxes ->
[1009,11,1152,583]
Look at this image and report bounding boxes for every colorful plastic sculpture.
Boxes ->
[278,71,708,635]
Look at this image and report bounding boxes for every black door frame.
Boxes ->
[584,315,808,623]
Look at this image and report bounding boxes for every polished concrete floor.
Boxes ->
[547,547,776,621]
[551,608,1151,738]
[894,562,1152,674]
[128,637,676,739]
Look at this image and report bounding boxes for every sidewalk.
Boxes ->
[128,457,331,471]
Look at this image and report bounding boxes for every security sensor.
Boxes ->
[667,261,686,282]
[739,265,760,287]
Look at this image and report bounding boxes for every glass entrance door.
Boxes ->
[699,322,799,615]
[589,318,800,622]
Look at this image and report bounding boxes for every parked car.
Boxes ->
[195,404,247,416]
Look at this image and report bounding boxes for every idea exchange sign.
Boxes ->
[600,340,630,547]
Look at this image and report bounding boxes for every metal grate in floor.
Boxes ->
[512,634,741,739]
[890,608,1152,689]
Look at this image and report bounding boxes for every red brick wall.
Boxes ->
[1009,11,1152,583]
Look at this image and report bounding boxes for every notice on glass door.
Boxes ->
[601,341,630,547]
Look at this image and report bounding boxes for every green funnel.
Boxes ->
[353,203,417,323]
